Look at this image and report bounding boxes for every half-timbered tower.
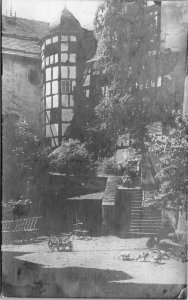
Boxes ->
[2,7,97,147]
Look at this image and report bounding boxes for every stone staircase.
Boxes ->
[129,188,162,237]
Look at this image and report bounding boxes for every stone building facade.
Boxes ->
[2,6,187,146]
[2,6,187,236]
[2,7,97,146]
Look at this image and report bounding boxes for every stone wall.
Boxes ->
[2,54,42,136]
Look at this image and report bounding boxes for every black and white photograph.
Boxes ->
[1,0,188,298]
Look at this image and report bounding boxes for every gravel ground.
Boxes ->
[2,236,187,298]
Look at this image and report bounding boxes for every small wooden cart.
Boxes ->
[73,219,92,240]
[48,232,73,252]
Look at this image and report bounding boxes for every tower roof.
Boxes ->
[49,7,81,33]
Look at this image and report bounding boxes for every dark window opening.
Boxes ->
[28,69,40,84]
[50,108,59,124]
[44,43,59,56]
[69,42,77,54]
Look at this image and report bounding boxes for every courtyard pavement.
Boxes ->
[2,236,187,298]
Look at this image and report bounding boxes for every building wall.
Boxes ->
[2,54,42,135]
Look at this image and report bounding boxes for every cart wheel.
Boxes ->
[48,240,56,252]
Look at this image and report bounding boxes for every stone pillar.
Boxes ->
[102,205,114,235]
[176,211,187,244]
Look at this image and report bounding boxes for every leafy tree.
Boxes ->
[3,115,49,203]
[149,111,188,212]
[90,0,162,154]
[97,157,121,176]
[49,139,95,181]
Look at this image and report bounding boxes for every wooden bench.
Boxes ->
[2,216,41,244]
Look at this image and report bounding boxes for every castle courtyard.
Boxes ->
[2,236,186,298]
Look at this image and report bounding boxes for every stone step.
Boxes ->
[131,207,142,209]
[130,216,161,219]
[130,223,160,227]
[131,199,142,201]
[131,212,161,217]
[131,210,161,214]
[129,229,160,233]
[128,232,159,237]
[130,221,161,225]
[131,200,142,203]
[131,219,161,223]
[130,219,161,222]
[130,227,160,231]
[131,217,161,221]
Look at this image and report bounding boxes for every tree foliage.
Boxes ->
[49,139,95,180]
[92,0,161,152]
[97,157,120,176]
[150,111,188,210]
[3,115,49,201]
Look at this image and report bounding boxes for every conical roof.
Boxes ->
[50,7,81,33]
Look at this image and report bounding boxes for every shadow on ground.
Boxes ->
[2,251,184,298]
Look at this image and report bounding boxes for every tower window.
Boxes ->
[42,43,45,51]
[52,80,58,94]
[46,56,49,66]
[72,80,76,92]
[61,66,68,78]
[46,125,52,137]
[69,66,76,79]
[46,110,50,124]
[52,36,58,43]
[50,108,59,124]
[46,38,51,45]
[70,36,76,42]
[69,42,76,53]
[50,55,54,64]
[61,80,70,93]
[46,96,52,109]
[51,124,59,136]
[61,35,68,41]
[69,54,76,63]
[52,95,59,108]
[61,94,69,107]
[61,43,68,52]
[51,137,59,147]
[46,82,51,95]
[70,95,74,107]
[46,67,52,81]
[52,66,58,79]
[55,54,58,63]
[61,53,68,63]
